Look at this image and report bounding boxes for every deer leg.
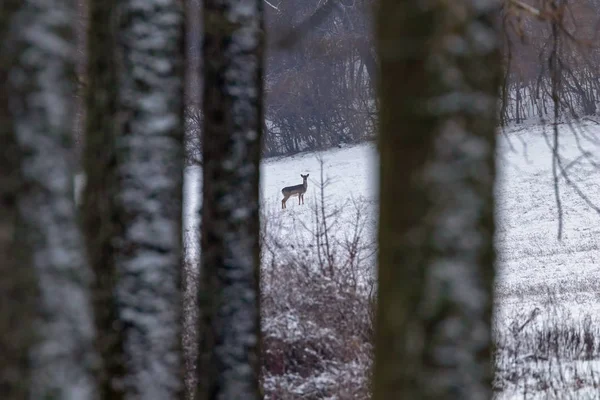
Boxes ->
[282,195,289,209]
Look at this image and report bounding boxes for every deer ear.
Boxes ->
[306,174,309,177]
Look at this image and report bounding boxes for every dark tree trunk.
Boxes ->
[0,11,37,392]
[1,0,97,398]
[198,0,264,397]
[0,6,32,399]
[83,0,185,398]
[83,2,123,398]
[374,0,501,398]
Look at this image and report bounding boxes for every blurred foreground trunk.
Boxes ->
[374,0,501,398]
[198,0,264,397]
[0,0,97,398]
[83,1,185,398]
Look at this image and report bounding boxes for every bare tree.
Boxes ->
[264,0,376,156]
[83,0,185,398]
[197,0,264,397]
[0,0,97,398]
[500,0,600,124]
[374,0,500,398]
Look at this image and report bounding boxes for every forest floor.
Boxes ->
[184,120,600,399]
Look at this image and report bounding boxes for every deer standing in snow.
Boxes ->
[281,174,309,209]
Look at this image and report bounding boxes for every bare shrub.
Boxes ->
[494,298,600,398]
[260,266,374,399]
[259,167,376,399]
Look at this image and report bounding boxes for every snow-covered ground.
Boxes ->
[184,120,600,398]
[493,122,600,322]
[186,122,600,297]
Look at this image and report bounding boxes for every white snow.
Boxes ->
[182,120,600,398]
[185,121,600,298]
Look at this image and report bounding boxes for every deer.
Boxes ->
[281,174,309,209]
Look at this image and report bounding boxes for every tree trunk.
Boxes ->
[83,1,185,398]
[0,6,37,394]
[115,1,186,398]
[0,0,98,398]
[374,0,500,399]
[83,2,123,398]
[198,0,264,397]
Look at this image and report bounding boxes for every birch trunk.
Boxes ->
[198,0,264,397]
[83,0,185,398]
[374,0,501,398]
[0,0,97,398]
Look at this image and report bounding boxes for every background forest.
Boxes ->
[74,0,600,163]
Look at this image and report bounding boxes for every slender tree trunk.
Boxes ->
[74,0,89,163]
[0,0,98,398]
[83,2,123,398]
[83,1,185,398]
[182,2,203,398]
[374,0,500,399]
[198,0,264,397]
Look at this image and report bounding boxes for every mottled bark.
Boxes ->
[198,0,264,397]
[83,0,185,399]
[0,0,97,398]
[374,1,500,399]
[115,0,185,398]
[0,5,37,394]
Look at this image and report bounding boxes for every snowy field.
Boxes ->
[184,121,600,398]
[495,122,600,317]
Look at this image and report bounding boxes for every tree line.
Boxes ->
[500,0,600,124]
[181,0,600,162]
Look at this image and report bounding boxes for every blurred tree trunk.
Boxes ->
[0,6,33,399]
[374,1,501,399]
[198,0,264,397]
[0,0,97,398]
[114,1,186,398]
[73,0,89,165]
[83,0,185,398]
[83,1,123,398]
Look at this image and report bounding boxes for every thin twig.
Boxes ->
[508,0,542,18]
[264,0,279,11]
[549,2,563,240]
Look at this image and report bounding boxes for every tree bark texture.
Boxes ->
[114,0,185,398]
[198,0,264,397]
[1,0,98,398]
[374,0,501,399]
[0,5,38,396]
[83,1,185,399]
